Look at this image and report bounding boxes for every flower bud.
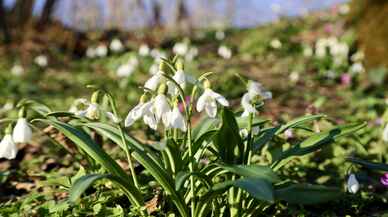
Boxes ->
[12,118,32,143]
[157,83,168,95]
[175,59,184,71]
[347,174,360,194]
[203,80,211,89]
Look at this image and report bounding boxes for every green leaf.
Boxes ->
[274,184,342,204]
[219,165,280,183]
[33,119,143,207]
[276,114,325,135]
[252,126,280,152]
[213,178,274,202]
[214,108,243,164]
[347,157,388,172]
[175,171,211,191]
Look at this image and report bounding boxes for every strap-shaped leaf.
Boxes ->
[274,184,342,204]
[252,126,280,152]
[219,165,280,183]
[175,171,211,191]
[33,119,143,207]
[276,114,325,134]
[347,157,388,171]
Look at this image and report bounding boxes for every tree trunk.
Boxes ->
[151,0,162,28]
[0,0,11,43]
[12,0,35,27]
[37,0,58,30]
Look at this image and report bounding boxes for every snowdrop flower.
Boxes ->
[0,133,17,160]
[139,44,150,56]
[270,39,282,49]
[351,51,364,62]
[34,55,48,67]
[303,46,313,57]
[154,84,171,127]
[75,98,120,123]
[109,38,124,52]
[289,71,300,83]
[149,62,159,75]
[125,95,157,130]
[382,123,388,142]
[96,44,108,57]
[150,49,166,60]
[330,42,349,60]
[239,126,260,139]
[339,4,350,15]
[185,47,198,61]
[218,45,232,59]
[86,47,96,58]
[168,60,186,96]
[145,63,166,91]
[241,81,272,117]
[350,62,364,74]
[173,42,189,56]
[12,118,32,143]
[116,63,135,77]
[347,174,360,194]
[11,64,24,76]
[215,30,225,40]
[167,106,187,131]
[69,98,89,115]
[196,80,229,118]
[0,102,13,113]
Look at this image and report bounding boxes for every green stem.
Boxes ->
[187,119,196,216]
[119,126,140,189]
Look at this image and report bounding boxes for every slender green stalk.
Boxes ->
[119,125,140,189]
[187,119,196,216]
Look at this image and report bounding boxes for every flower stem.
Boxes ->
[119,126,140,189]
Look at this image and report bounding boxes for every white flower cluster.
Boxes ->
[315,37,349,65]
[173,40,198,61]
[218,45,232,59]
[86,38,125,58]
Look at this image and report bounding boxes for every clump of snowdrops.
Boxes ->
[0,55,366,216]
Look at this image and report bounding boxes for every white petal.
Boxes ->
[347,174,360,194]
[143,113,158,130]
[85,103,99,119]
[205,100,218,118]
[208,89,229,107]
[144,74,162,91]
[196,91,209,112]
[168,107,187,131]
[12,118,32,143]
[106,112,121,123]
[154,95,171,122]
[0,134,17,159]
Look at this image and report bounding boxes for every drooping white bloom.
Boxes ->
[350,62,365,74]
[382,124,388,142]
[96,44,108,57]
[347,174,360,194]
[215,30,225,40]
[196,88,229,118]
[12,118,32,143]
[168,69,186,96]
[270,39,282,49]
[241,81,272,117]
[72,99,120,123]
[86,47,96,58]
[154,94,171,126]
[145,71,164,91]
[116,63,135,77]
[0,134,17,159]
[125,100,157,129]
[11,64,24,76]
[167,106,187,132]
[218,45,232,59]
[173,42,189,56]
[109,38,124,52]
[69,98,89,115]
[139,44,150,56]
[34,55,48,67]
[149,63,159,75]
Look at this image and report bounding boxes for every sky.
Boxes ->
[3,0,349,30]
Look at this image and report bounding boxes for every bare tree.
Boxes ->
[37,0,58,29]
[151,0,162,27]
[0,0,11,43]
[12,0,35,27]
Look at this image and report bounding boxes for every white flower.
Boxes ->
[0,134,17,159]
[241,81,271,117]
[34,55,48,67]
[347,174,360,194]
[303,46,313,57]
[215,30,225,40]
[350,62,364,74]
[339,4,350,15]
[289,71,300,83]
[185,47,198,61]
[218,45,232,59]
[105,112,121,123]
[86,47,96,58]
[110,38,124,52]
[167,106,187,131]
[270,39,282,49]
[145,71,164,91]
[125,100,157,129]
[284,129,294,139]
[168,69,186,96]
[197,88,229,118]
[351,51,364,62]
[72,99,119,123]
[150,49,166,60]
[139,44,150,56]
[12,118,32,143]
[11,64,24,76]
[83,103,100,120]
[173,42,189,56]
[149,63,159,75]
[154,94,171,126]
[96,44,108,57]
[116,63,135,77]
[383,124,388,142]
